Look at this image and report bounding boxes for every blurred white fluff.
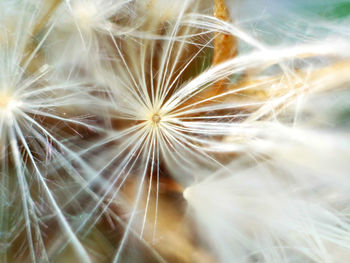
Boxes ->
[0,1,97,262]
[47,0,132,70]
[228,0,350,46]
[184,92,350,262]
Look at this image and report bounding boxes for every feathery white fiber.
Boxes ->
[2,0,350,262]
[0,1,98,262]
[185,121,350,262]
[85,3,350,261]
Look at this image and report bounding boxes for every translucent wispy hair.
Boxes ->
[228,0,350,46]
[46,0,133,72]
[184,118,350,262]
[83,2,350,261]
[0,1,99,262]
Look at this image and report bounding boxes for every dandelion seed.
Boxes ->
[86,1,350,260]
[0,2,100,261]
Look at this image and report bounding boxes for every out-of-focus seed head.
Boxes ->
[0,92,22,116]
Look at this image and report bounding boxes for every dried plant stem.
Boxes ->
[213,0,237,66]
[212,0,237,92]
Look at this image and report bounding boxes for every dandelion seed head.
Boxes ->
[71,1,98,30]
[61,0,129,33]
[57,0,106,34]
[0,92,21,116]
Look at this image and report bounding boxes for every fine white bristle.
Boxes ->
[2,0,350,262]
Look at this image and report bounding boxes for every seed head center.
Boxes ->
[151,113,161,124]
[74,4,97,28]
[0,95,11,109]
[0,93,22,113]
